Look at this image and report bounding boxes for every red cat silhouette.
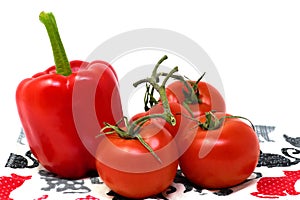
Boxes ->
[251,170,300,198]
[0,173,31,200]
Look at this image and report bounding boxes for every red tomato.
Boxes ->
[166,80,226,117]
[178,112,260,189]
[148,102,191,137]
[95,122,179,199]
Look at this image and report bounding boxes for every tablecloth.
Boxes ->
[1,125,300,200]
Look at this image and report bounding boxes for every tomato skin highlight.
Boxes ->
[178,113,260,189]
[166,81,226,117]
[95,122,179,199]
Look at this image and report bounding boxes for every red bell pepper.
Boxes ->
[16,12,123,178]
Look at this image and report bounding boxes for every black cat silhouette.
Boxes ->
[257,148,300,168]
[5,150,39,169]
[283,134,300,147]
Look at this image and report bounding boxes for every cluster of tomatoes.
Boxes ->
[95,56,260,199]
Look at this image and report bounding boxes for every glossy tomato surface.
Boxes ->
[95,122,179,199]
[166,80,226,117]
[178,113,260,189]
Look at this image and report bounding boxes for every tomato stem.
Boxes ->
[151,55,168,78]
[98,118,162,164]
[39,11,72,76]
[199,111,223,130]
[99,122,127,138]
[221,115,256,130]
[187,72,206,104]
[136,134,162,163]
[144,83,158,111]
[157,72,206,105]
[133,55,177,131]
[195,111,256,131]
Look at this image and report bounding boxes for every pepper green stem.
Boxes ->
[39,11,71,76]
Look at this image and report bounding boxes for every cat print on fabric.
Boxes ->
[5,150,39,169]
[284,134,300,148]
[251,170,300,198]
[38,170,91,194]
[257,148,300,168]
[0,173,31,200]
[254,125,275,142]
[34,194,49,200]
[75,195,100,200]
[17,128,26,145]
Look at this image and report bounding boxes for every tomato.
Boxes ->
[148,102,191,137]
[95,122,179,199]
[166,80,226,117]
[178,112,260,189]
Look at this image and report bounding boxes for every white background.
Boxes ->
[1,0,300,157]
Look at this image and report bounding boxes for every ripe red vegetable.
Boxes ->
[166,77,226,117]
[95,122,178,199]
[178,112,260,189]
[96,55,180,198]
[16,12,123,178]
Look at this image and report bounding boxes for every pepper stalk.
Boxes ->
[39,11,72,76]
